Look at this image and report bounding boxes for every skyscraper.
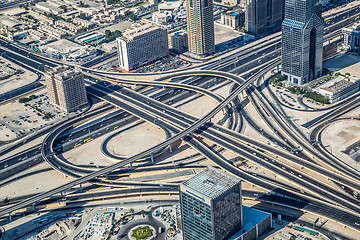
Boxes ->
[45,66,88,113]
[186,0,215,57]
[281,0,324,85]
[245,0,284,36]
[179,167,242,240]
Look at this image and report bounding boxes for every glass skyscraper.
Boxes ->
[179,167,242,240]
[281,0,324,85]
[245,0,284,36]
[186,0,215,57]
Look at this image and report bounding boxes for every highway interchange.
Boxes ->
[1,4,360,238]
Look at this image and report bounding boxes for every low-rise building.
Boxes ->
[116,21,168,71]
[55,20,84,34]
[40,39,97,61]
[342,23,360,51]
[38,24,68,39]
[72,17,95,28]
[168,30,187,52]
[152,11,171,24]
[315,76,360,103]
[220,10,245,29]
[222,0,240,6]
[35,2,65,15]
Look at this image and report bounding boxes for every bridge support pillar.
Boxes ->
[151,154,154,163]
[32,203,35,211]
[130,163,132,169]
[240,91,244,100]
[277,65,279,72]
[169,144,172,153]
[79,184,82,192]
[106,174,109,180]
[8,213,11,221]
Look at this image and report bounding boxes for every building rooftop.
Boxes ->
[228,206,271,240]
[319,76,359,93]
[42,39,82,54]
[158,1,183,10]
[120,21,164,41]
[98,21,133,35]
[181,167,240,200]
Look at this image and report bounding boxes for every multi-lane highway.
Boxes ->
[1,4,360,236]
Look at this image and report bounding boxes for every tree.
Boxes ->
[29,95,37,100]
[140,210,145,217]
[345,72,351,77]
[129,208,134,214]
[114,30,122,37]
[44,113,53,119]
[105,29,112,38]
[79,1,85,7]
[78,12,87,20]
[334,72,341,77]
[129,13,137,22]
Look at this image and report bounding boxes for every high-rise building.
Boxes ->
[168,30,188,52]
[186,0,215,57]
[45,66,88,113]
[281,0,324,85]
[117,21,168,72]
[245,0,284,36]
[342,23,360,52]
[179,167,242,240]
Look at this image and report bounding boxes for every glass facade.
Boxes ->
[186,0,215,56]
[281,0,324,85]
[180,177,242,240]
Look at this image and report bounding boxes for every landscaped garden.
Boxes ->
[131,226,153,240]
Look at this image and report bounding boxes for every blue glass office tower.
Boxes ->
[179,167,242,240]
[281,0,324,85]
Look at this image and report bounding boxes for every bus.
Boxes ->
[74,143,81,148]
[84,138,93,143]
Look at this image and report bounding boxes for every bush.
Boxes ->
[304,91,330,104]
[271,74,286,87]
[131,226,153,240]
[29,94,37,100]
[19,97,30,103]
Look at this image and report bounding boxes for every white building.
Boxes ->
[315,76,360,103]
[116,21,168,71]
[168,30,187,51]
[152,12,171,24]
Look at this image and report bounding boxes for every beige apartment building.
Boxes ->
[168,30,188,52]
[45,66,88,113]
[186,0,215,57]
[116,21,168,71]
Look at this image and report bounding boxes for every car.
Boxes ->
[253,193,259,196]
[306,158,310,161]
[355,222,360,226]
[299,175,302,178]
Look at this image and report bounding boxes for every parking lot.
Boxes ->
[0,90,63,141]
[133,56,188,73]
